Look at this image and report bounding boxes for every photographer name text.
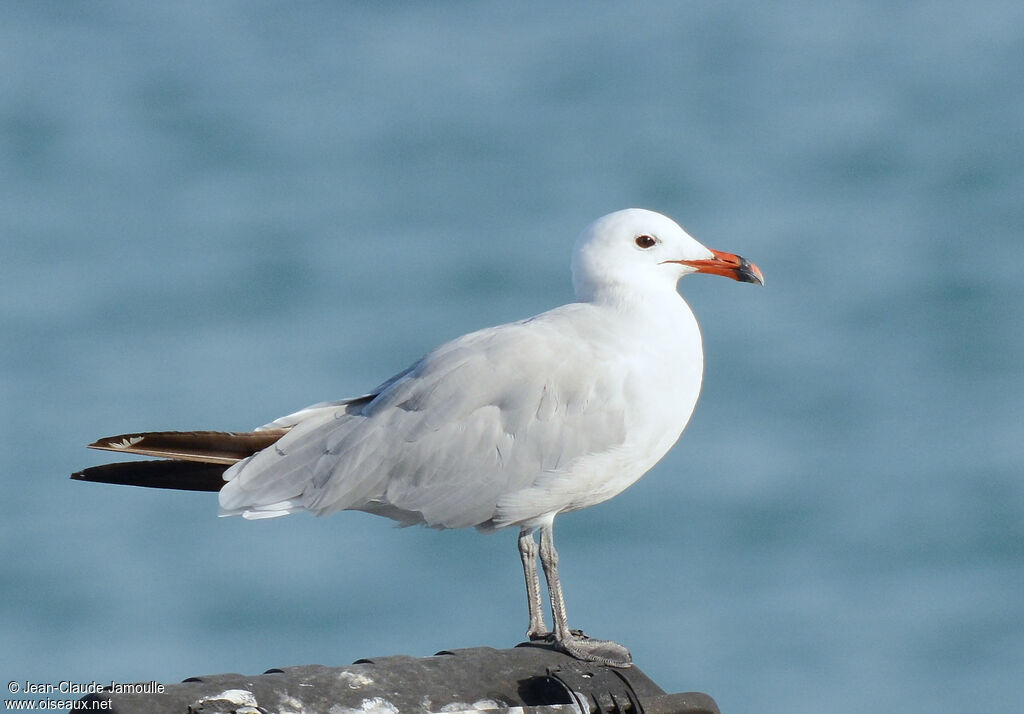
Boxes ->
[8,681,164,696]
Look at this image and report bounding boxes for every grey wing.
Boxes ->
[219,315,629,529]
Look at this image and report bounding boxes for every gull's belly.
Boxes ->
[563,347,703,512]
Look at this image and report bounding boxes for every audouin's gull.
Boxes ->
[73,208,763,667]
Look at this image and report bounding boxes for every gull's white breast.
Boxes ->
[492,294,704,528]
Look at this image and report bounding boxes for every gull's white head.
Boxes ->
[571,208,763,303]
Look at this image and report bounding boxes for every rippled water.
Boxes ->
[2,3,1022,712]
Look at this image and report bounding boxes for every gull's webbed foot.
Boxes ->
[553,632,633,668]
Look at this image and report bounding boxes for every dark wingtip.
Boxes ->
[70,460,228,492]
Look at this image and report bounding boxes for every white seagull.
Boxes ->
[73,208,763,667]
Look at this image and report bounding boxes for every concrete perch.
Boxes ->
[79,644,719,713]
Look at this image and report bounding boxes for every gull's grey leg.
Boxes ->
[538,522,632,668]
[518,528,548,639]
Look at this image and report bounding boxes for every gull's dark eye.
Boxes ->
[635,235,657,249]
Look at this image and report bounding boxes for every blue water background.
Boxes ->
[2,2,1022,712]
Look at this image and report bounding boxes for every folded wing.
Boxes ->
[220,307,631,530]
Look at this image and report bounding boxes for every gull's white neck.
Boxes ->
[575,275,693,316]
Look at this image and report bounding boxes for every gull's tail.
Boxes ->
[70,429,289,492]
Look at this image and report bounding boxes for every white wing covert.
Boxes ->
[219,306,632,529]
